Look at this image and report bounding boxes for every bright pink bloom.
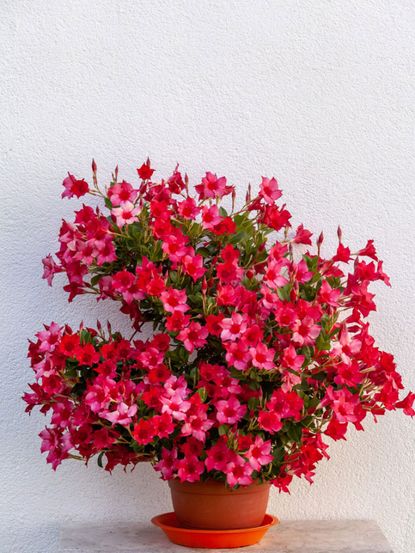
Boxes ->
[318,281,341,307]
[182,253,206,281]
[225,340,251,371]
[332,327,361,365]
[162,231,188,262]
[62,173,89,199]
[220,312,247,342]
[181,407,214,442]
[267,389,303,420]
[178,197,200,219]
[108,181,138,206]
[249,343,275,370]
[35,322,62,353]
[246,437,274,470]
[154,447,178,480]
[205,439,235,472]
[177,455,205,483]
[201,205,222,230]
[281,345,304,371]
[226,455,253,487]
[215,396,247,425]
[291,317,321,346]
[260,176,282,204]
[112,202,140,227]
[177,322,208,352]
[160,392,191,421]
[264,260,289,288]
[102,401,137,425]
[323,387,363,425]
[39,427,72,470]
[42,255,63,285]
[160,288,189,313]
[195,172,230,199]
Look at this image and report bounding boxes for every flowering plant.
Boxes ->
[24,160,413,491]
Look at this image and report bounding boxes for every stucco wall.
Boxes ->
[1,1,414,551]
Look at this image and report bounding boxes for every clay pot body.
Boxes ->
[168,479,270,530]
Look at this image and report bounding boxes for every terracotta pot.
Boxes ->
[168,479,270,530]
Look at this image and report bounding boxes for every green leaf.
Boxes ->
[197,387,207,402]
[218,424,228,436]
[97,451,105,468]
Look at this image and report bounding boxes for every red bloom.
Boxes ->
[62,173,89,199]
[133,419,155,445]
[137,159,155,180]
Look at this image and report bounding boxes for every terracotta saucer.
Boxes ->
[151,512,278,549]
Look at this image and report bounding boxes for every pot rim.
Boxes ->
[168,479,271,495]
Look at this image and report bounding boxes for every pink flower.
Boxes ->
[112,201,140,227]
[154,447,178,479]
[264,260,289,289]
[102,401,138,425]
[182,253,206,281]
[162,231,188,262]
[291,317,321,346]
[39,427,72,470]
[281,345,304,371]
[62,173,89,199]
[215,396,247,425]
[260,176,282,204]
[246,437,274,470]
[160,392,191,421]
[225,455,253,487]
[332,327,362,365]
[195,172,230,199]
[108,181,138,206]
[177,455,205,482]
[323,387,363,425]
[181,410,214,442]
[35,322,62,353]
[161,288,189,313]
[42,255,63,286]
[249,343,275,370]
[85,378,115,413]
[225,340,251,371]
[201,205,222,230]
[318,281,341,307]
[267,389,303,420]
[178,197,200,219]
[205,439,235,472]
[177,322,208,352]
[220,312,247,342]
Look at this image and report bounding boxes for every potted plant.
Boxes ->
[24,161,413,544]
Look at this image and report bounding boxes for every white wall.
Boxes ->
[1,1,414,551]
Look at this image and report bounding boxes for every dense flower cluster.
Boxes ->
[24,160,413,491]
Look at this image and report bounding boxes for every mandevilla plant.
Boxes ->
[23,160,414,492]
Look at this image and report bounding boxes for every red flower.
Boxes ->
[137,159,155,180]
[62,173,89,199]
